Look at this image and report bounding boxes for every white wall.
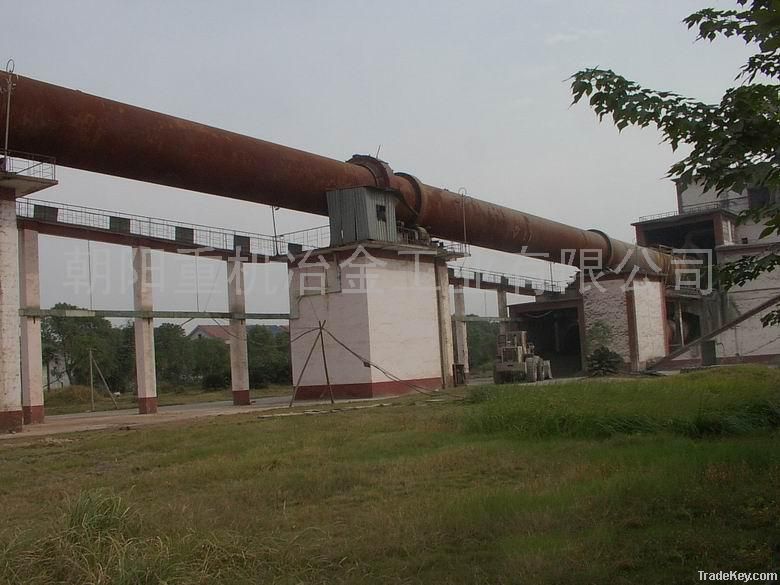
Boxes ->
[365,257,442,384]
[715,249,780,360]
[289,252,443,388]
[0,199,21,417]
[582,277,667,369]
[632,278,667,367]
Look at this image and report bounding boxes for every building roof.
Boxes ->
[188,324,289,343]
[189,325,232,342]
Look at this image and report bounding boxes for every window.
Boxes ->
[376,204,387,222]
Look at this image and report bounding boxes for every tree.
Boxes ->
[42,302,119,386]
[570,0,780,325]
[191,337,230,390]
[466,319,499,370]
[106,322,135,392]
[247,326,291,386]
[154,323,192,385]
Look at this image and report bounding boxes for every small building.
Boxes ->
[188,324,288,344]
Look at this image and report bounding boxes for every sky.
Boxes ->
[0,0,754,321]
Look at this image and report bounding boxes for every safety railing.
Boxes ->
[0,150,56,181]
[449,265,570,294]
[637,196,749,222]
[277,225,331,251]
[15,198,299,258]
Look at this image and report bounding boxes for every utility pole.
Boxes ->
[88,347,95,412]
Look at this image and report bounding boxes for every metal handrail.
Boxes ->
[0,150,56,180]
[15,197,313,257]
[449,265,571,294]
[637,196,749,222]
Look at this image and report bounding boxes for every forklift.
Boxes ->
[493,330,552,384]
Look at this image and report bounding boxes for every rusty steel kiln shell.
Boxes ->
[4,73,669,274]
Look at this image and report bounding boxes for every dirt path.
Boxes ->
[0,395,344,440]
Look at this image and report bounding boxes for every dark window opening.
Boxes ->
[376,204,387,222]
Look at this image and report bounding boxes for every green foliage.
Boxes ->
[43,304,291,393]
[584,320,612,353]
[466,318,499,370]
[586,347,624,376]
[192,337,230,390]
[247,327,290,386]
[42,302,129,387]
[154,323,192,385]
[463,365,780,439]
[570,0,780,325]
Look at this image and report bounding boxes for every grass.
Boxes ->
[43,384,291,415]
[1,365,779,584]
[463,366,780,438]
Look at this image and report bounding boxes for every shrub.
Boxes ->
[586,347,624,376]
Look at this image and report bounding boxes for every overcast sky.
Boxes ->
[1,0,752,320]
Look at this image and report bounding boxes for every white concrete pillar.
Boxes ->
[19,229,44,424]
[132,247,157,414]
[0,196,22,432]
[434,260,454,388]
[453,284,469,376]
[497,289,509,336]
[227,257,250,405]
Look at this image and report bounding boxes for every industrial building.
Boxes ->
[0,72,778,433]
[511,181,780,376]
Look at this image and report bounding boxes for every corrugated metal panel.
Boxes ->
[326,187,399,245]
[326,190,343,245]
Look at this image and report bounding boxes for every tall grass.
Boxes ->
[462,366,780,439]
[0,490,261,585]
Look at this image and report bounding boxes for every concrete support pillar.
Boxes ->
[0,197,23,432]
[434,259,454,388]
[453,284,469,376]
[132,247,157,414]
[497,289,509,336]
[19,229,44,424]
[227,258,250,405]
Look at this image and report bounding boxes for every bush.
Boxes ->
[201,372,230,390]
[586,347,624,376]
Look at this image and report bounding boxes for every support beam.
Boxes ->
[132,247,157,414]
[497,289,509,336]
[0,197,23,432]
[453,284,469,377]
[434,259,454,388]
[227,257,250,405]
[19,229,44,424]
[20,308,289,320]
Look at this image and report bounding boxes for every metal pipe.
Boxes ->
[5,72,669,274]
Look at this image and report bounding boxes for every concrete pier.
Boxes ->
[19,229,44,424]
[0,197,23,432]
[497,289,508,336]
[227,257,250,405]
[132,247,158,414]
[434,259,454,388]
[453,284,469,378]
